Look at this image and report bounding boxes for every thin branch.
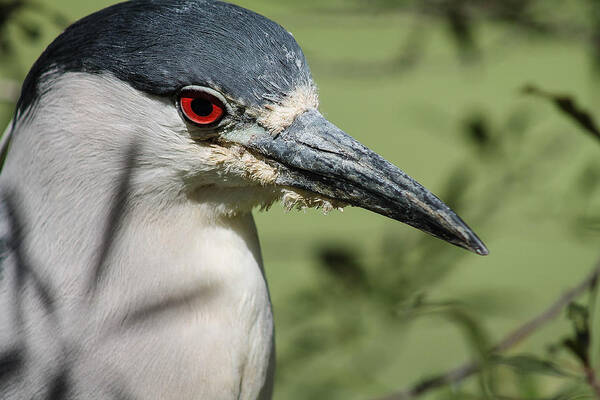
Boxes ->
[373,258,600,400]
[523,85,600,143]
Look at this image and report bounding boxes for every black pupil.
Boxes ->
[191,98,214,117]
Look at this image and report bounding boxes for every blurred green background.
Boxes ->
[3,1,600,399]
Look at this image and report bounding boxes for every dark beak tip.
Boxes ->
[463,235,489,256]
[474,244,490,256]
[443,212,489,256]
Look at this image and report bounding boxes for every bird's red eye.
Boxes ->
[179,89,225,126]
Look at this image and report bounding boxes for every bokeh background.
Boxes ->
[2,1,600,399]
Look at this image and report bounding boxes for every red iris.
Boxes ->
[179,89,225,126]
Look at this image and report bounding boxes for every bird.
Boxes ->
[0,0,488,399]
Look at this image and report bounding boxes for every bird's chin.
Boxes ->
[276,186,347,214]
[185,178,346,218]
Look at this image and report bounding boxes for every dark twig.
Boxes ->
[523,85,600,142]
[493,261,599,354]
[373,258,600,400]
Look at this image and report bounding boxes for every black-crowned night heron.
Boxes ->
[0,0,488,399]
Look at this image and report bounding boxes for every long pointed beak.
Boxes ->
[245,109,488,255]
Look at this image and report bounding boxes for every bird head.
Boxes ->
[10,0,488,255]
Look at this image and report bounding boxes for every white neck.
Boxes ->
[0,73,275,399]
